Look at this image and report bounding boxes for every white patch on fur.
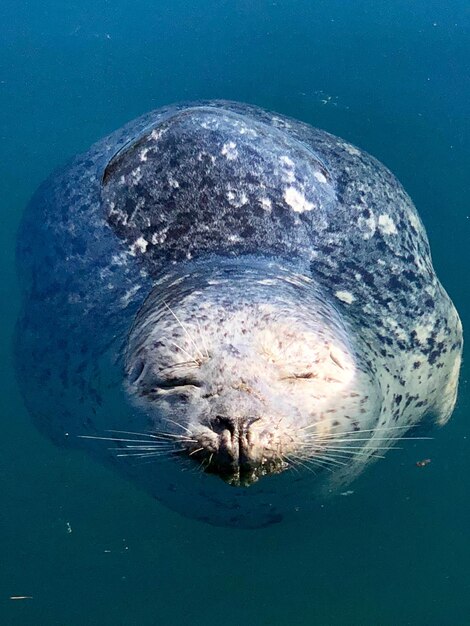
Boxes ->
[130,237,148,255]
[150,128,167,142]
[284,187,314,212]
[378,214,397,235]
[342,142,361,156]
[359,213,377,239]
[197,151,216,164]
[409,212,421,230]
[259,197,272,211]
[227,189,248,207]
[314,171,327,184]
[151,228,168,244]
[436,351,463,424]
[280,155,295,168]
[221,142,238,160]
[280,156,296,183]
[335,290,355,304]
[131,167,143,185]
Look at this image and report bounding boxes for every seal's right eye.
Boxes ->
[156,377,202,389]
[281,371,317,381]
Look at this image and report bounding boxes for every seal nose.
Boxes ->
[209,415,261,467]
[196,416,279,486]
[211,415,260,437]
[211,415,237,436]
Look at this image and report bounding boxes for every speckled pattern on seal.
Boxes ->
[99,101,462,426]
[15,101,463,527]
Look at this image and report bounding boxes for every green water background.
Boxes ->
[1,1,469,624]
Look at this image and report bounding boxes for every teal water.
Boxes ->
[1,1,469,624]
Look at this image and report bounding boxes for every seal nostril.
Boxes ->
[211,415,236,435]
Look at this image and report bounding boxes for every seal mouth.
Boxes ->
[187,448,288,487]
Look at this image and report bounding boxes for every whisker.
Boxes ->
[308,444,396,451]
[313,446,386,459]
[130,454,179,466]
[296,455,334,473]
[294,459,317,474]
[195,316,210,359]
[104,429,156,437]
[107,445,176,451]
[116,451,175,458]
[306,452,348,467]
[188,447,204,456]
[200,454,213,471]
[79,432,196,445]
[314,448,385,461]
[169,340,199,364]
[300,424,410,434]
[305,436,432,444]
[163,301,206,361]
[161,417,193,434]
[289,451,332,471]
[195,455,210,473]
[79,435,167,444]
[284,455,302,475]
[285,454,315,475]
[159,361,199,372]
[106,429,197,442]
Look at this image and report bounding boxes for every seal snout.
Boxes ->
[190,415,283,486]
[211,414,258,463]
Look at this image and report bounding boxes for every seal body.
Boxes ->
[15,101,463,527]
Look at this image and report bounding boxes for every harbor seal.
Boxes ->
[15,101,463,527]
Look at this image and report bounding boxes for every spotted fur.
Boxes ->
[15,101,462,527]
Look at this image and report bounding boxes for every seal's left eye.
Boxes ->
[292,372,316,379]
[156,377,202,389]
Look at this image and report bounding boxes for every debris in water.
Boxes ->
[416,458,431,468]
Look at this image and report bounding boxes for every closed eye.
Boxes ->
[281,372,317,380]
[155,377,202,389]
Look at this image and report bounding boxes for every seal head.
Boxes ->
[125,258,382,486]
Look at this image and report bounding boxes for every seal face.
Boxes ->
[15,101,463,527]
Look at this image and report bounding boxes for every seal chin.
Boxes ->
[207,461,287,488]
